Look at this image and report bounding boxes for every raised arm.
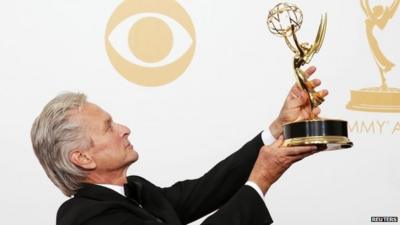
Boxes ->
[386,0,400,19]
[361,0,374,19]
[376,0,399,28]
[161,133,266,224]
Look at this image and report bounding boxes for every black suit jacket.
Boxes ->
[57,134,273,225]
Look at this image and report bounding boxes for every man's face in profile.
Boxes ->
[71,102,138,175]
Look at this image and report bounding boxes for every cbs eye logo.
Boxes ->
[105,0,196,87]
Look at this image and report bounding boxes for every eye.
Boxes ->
[105,0,196,87]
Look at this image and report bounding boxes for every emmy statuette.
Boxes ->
[267,2,353,150]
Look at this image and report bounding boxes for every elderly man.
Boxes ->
[31,67,327,225]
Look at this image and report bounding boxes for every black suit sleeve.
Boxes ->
[202,185,272,225]
[57,133,273,225]
[161,133,273,224]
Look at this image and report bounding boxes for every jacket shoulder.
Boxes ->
[57,195,132,225]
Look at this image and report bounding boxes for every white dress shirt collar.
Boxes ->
[98,184,126,197]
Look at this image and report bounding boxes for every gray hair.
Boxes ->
[31,92,91,196]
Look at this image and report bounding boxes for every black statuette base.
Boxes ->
[283,119,353,151]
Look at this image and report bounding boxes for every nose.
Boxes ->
[118,123,131,138]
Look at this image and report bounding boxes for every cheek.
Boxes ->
[90,143,116,160]
[94,134,123,151]
[90,135,128,163]
[92,148,128,170]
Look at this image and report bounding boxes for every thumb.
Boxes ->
[270,135,284,148]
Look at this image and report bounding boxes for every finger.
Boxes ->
[306,79,321,90]
[318,89,329,98]
[290,151,316,163]
[270,135,284,148]
[303,66,316,79]
[312,107,321,116]
[284,145,317,156]
[301,109,311,120]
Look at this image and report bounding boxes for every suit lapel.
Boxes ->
[76,179,183,225]
[126,177,182,225]
[75,183,155,220]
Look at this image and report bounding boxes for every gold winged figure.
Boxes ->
[283,14,328,109]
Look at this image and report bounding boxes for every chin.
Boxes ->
[132,153,139,163]
[129,151,139,163]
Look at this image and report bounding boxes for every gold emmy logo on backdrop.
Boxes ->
[347,0,400,112]
[105,0,196,87]
[267,2,353,150]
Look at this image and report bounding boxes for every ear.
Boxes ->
[70,150,96,170]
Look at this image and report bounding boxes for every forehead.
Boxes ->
[73,102,110,126]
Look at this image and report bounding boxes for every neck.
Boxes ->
[85,168,128,186]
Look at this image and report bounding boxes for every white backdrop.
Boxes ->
[0,0,399,224]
